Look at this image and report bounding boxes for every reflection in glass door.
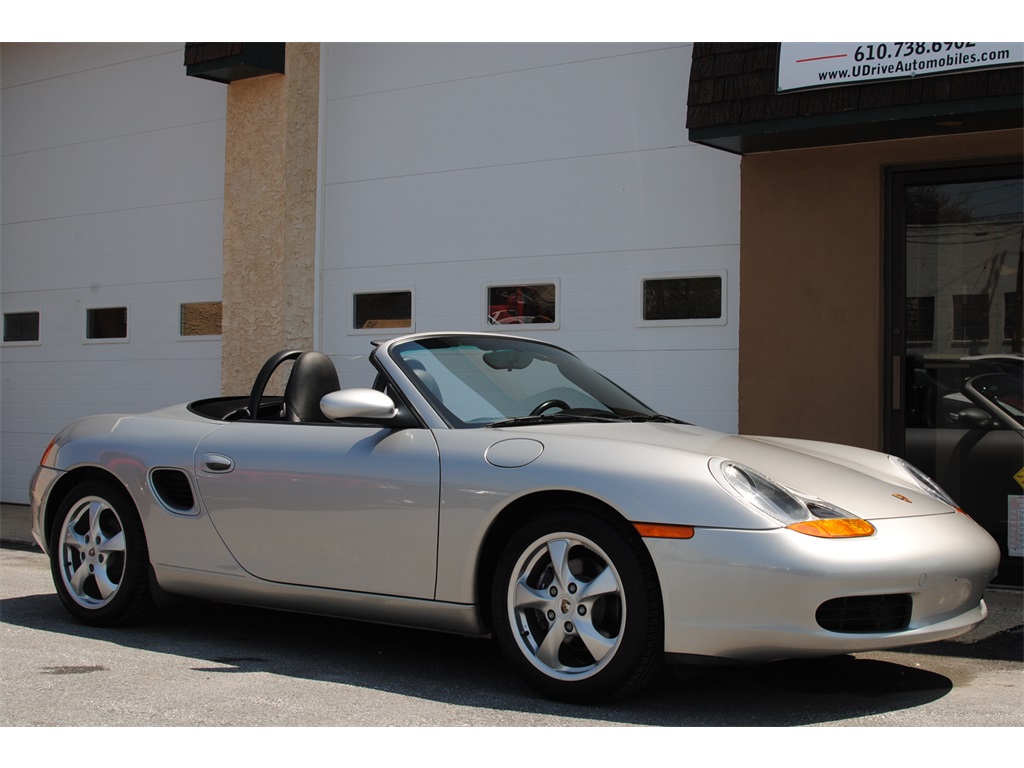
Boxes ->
[888,163,1023,586]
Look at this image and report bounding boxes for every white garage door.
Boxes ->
[318,43,740,430]
[0,44,227,503]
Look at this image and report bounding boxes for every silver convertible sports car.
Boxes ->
[30,332,1001,702]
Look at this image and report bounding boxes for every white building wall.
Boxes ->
[0,44,227,503]
[319,43,741,429]
[1,42,743,502]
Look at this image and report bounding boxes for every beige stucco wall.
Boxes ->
[739,129,1023,449]
[221,43,320,395]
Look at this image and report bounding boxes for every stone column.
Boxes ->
[220,43,320,395]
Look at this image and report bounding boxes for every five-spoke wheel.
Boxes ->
[492,506,662,702]
[50,481,155,626]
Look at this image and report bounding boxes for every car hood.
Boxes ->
[491,421,951,520]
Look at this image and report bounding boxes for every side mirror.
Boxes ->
[320,389,398,421]
[955,406,995,429]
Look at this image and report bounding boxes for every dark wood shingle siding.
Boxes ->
[687,43,1022,152]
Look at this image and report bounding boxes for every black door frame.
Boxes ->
[883,159,1023,456]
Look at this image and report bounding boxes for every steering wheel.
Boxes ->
[247,350,303,420]
[529,399,570,416]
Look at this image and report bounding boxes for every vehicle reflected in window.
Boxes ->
[486,283,556,326]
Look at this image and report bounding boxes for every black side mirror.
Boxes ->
[955,407,995,429]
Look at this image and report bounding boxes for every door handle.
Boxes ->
[892,355,902,411]
[201,453,234,473]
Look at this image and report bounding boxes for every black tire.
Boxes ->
[49,480,156,626]
[491,504,664,702]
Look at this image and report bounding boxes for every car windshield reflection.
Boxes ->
[970,373,1024,427]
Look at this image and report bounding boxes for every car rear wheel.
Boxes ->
[50,480,156,626]
[492,505,663,702]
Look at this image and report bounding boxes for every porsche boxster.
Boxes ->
[30,332,1001,702]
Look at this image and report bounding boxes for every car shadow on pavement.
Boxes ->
[892,629,1024,662]
[1,586,960,727]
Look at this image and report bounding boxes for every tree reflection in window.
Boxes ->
[643,276,722,321]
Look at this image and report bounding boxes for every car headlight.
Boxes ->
[888,455,958,508]
[710,459,874,538]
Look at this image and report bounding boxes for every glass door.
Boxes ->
[887,162,1023,586]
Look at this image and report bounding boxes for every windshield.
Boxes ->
[389,336,659,428]
[969,373,1024,427]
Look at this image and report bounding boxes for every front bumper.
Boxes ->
[647,510,1000,661]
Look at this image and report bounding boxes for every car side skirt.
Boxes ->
[151,564,487,637]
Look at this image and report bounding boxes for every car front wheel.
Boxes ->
[492,506,663,702]
[49,480,156,626]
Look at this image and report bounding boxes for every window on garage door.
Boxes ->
[353,290,413,331]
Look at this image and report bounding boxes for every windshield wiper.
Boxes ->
[487,412,628,428]
[625,414,688,424]
[487,411,686,428]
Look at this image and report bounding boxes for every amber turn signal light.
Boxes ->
[786,519,875,538]
[39,436,59,467]
[634,522,695,539]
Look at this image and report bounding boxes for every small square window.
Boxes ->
[1005,292,1022,346]
[639,273,726,326]
[353,291,412,331]
[180,302,223,336]
[3,311,40,343]
[86,307,128,340]
[907,296,935,348]
[952,294,988,347]
[486,283,557,327]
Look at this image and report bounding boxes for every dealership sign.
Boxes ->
[778,42,1024,92]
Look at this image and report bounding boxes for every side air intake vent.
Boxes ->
[151,469,197,514]
[816,594,912,633]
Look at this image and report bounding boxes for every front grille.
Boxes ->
[816,594,913,633]
[151,469,195,512]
